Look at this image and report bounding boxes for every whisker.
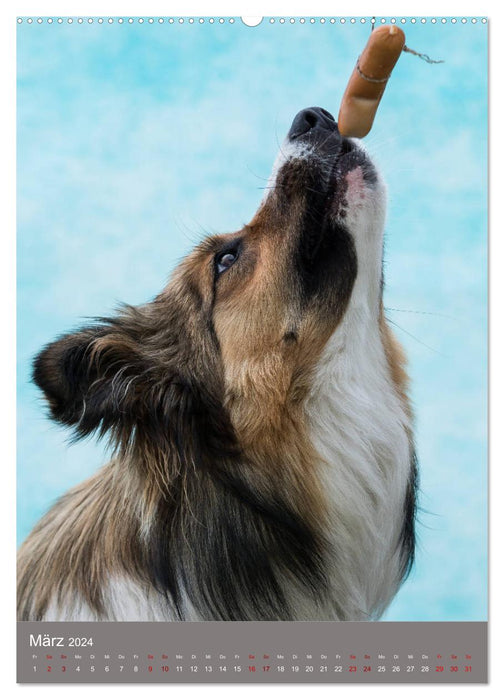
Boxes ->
[173,217,211,246]
[245,163,271,182]
[385,307,460,322]
[386,318,448,357]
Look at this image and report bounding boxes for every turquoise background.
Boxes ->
[17,17,487,620]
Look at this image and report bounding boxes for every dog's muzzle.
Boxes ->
[287,106,377,185]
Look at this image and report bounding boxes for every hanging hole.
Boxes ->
[241,17,263,27]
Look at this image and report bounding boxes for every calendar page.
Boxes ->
[16,14,488,684]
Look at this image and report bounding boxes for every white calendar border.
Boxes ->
[3,0,500,698]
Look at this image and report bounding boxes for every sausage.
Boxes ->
[338,25,405,138]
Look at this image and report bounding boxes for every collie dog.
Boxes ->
[18,107,417,622]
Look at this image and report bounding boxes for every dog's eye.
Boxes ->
[216,250,238,275]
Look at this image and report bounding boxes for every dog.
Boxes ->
[17,107,417,621]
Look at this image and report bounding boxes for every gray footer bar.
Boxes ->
[18,621,487,683]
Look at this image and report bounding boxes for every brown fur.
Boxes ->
[17,461,142,619]
[18,217,337,619]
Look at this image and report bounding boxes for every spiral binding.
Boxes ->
[17,17,488,26]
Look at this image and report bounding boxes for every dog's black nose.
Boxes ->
[288,107,338,140]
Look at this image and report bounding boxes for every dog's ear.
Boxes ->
[33,311,165,441]
[33,306,233,457]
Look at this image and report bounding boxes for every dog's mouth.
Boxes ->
[297,109,376,200]
[322,136,378,219]
[274,107,378,226]
[263,107,382,302]
[328,137,377,185]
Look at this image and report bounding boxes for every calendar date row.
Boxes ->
[32,663,473,674]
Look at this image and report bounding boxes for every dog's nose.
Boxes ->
[288,107,338,140]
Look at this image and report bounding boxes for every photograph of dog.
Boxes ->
[17,107,417,622]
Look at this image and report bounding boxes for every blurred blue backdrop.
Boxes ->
[17,17,487,620]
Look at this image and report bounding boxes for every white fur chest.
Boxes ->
[306,305,412,620]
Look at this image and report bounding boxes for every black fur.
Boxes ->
[275,159,358,318]
[399,451,419,582]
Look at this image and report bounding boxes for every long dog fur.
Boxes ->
[18,107,417,621]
